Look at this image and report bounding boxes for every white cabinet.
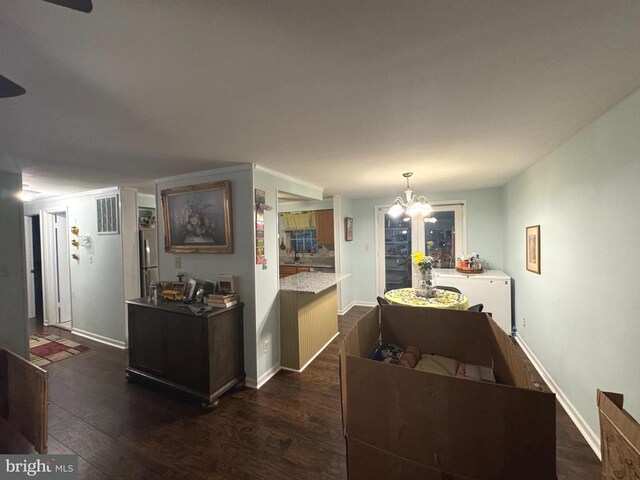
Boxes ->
[434,269,512,335]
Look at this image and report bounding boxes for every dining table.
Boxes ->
[384,288,469,310]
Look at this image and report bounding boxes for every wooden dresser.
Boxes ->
[125,298,244,409]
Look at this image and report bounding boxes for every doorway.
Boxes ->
[25,215,44,321]
[41,210,73,328]
[376,202,466,295]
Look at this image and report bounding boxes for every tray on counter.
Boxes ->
[455,267,484,274]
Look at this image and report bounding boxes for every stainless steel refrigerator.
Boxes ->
[140,229,158,297]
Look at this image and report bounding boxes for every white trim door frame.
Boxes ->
[375,201,467,297]
[24,216,36,318]
[41,208,73,326]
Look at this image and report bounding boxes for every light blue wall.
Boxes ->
[155,166,323,386]
[254,168,323,383]
[336,195,355,312]
[0,171,29,358]
[350,187,504,303]
[155,166,258,382]
[504,89,640,435]
[24,188,127,345]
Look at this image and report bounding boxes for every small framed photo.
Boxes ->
[203,279,217,296]
[526,225,541,274]
[185,279,198,300]
[345,217,353,242]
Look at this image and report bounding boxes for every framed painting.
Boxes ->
[345,217,353,241]
[526,225,540,274]
[161,180,233,253]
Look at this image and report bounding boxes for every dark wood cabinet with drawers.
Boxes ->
[125,298,244,409]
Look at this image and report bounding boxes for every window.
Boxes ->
[376,202,466,294]
[289,229,318,253]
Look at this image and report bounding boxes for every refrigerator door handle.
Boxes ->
[144,239,151,268]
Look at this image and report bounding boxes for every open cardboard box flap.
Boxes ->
[598,389,640,478]
[340,306,556,480]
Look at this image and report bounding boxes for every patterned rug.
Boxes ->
[29,333,90,367]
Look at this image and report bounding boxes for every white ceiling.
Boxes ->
[1,0,640,199]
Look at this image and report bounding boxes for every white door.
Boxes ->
[42,210,72,325]
[24,216,36,318]
[376,202,466,295]
[55,213,72,324]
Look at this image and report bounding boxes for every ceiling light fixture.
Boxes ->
[15,184,41,202]
[388,172,437,223]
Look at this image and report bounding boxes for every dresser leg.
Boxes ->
[201,398,220,411]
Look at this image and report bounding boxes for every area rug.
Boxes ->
[29,333,90,367]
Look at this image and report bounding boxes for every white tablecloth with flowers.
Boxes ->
[384,288,469,310]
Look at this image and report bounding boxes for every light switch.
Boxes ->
[175,257,181,268]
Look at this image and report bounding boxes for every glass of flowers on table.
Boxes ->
[411,251,436,298]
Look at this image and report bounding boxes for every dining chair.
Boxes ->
[377,296,390,306]
[438,285,461,294]
[467,303,484,312]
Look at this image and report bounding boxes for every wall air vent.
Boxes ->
[96,194,120,235]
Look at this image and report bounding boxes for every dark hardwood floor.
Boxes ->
[19,309,600,479]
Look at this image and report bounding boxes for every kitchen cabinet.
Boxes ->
[125,298,245,409]
[315,209,334,244]
[279,265,310,278]
[434,269,512,335]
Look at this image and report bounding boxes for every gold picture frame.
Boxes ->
[526,225,540,274]
[161,180,233,254]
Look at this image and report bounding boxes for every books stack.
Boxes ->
[205,293,238,309]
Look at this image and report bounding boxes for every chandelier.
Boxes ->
[388,172,437,223]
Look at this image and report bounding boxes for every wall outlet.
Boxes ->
[175,257,181,268]
[522,316,526,327]
[263,338,270,353]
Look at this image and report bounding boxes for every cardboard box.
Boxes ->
[339,305,557,480]
[597,390,640,479]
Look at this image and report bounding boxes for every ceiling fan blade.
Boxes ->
[41,0,93,13]
[0,74,26,98]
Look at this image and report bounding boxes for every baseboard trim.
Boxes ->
[338,301,357,315]
[71,328,127,350]
[353,301,377,308]
[252,363,282,390]
[281,331,339,373]
[515,335,601,459]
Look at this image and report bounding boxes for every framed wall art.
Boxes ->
[526,225,540,274]
[161,180,233,254]
[345,217,353,242]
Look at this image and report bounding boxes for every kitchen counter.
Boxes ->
[279,262,335,269]
[280,272,350,294]
[280,272,349,372]
[279,256,335,268]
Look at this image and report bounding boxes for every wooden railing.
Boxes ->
[0,347,48,453]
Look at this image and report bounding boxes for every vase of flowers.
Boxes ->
[411,251,436,297]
